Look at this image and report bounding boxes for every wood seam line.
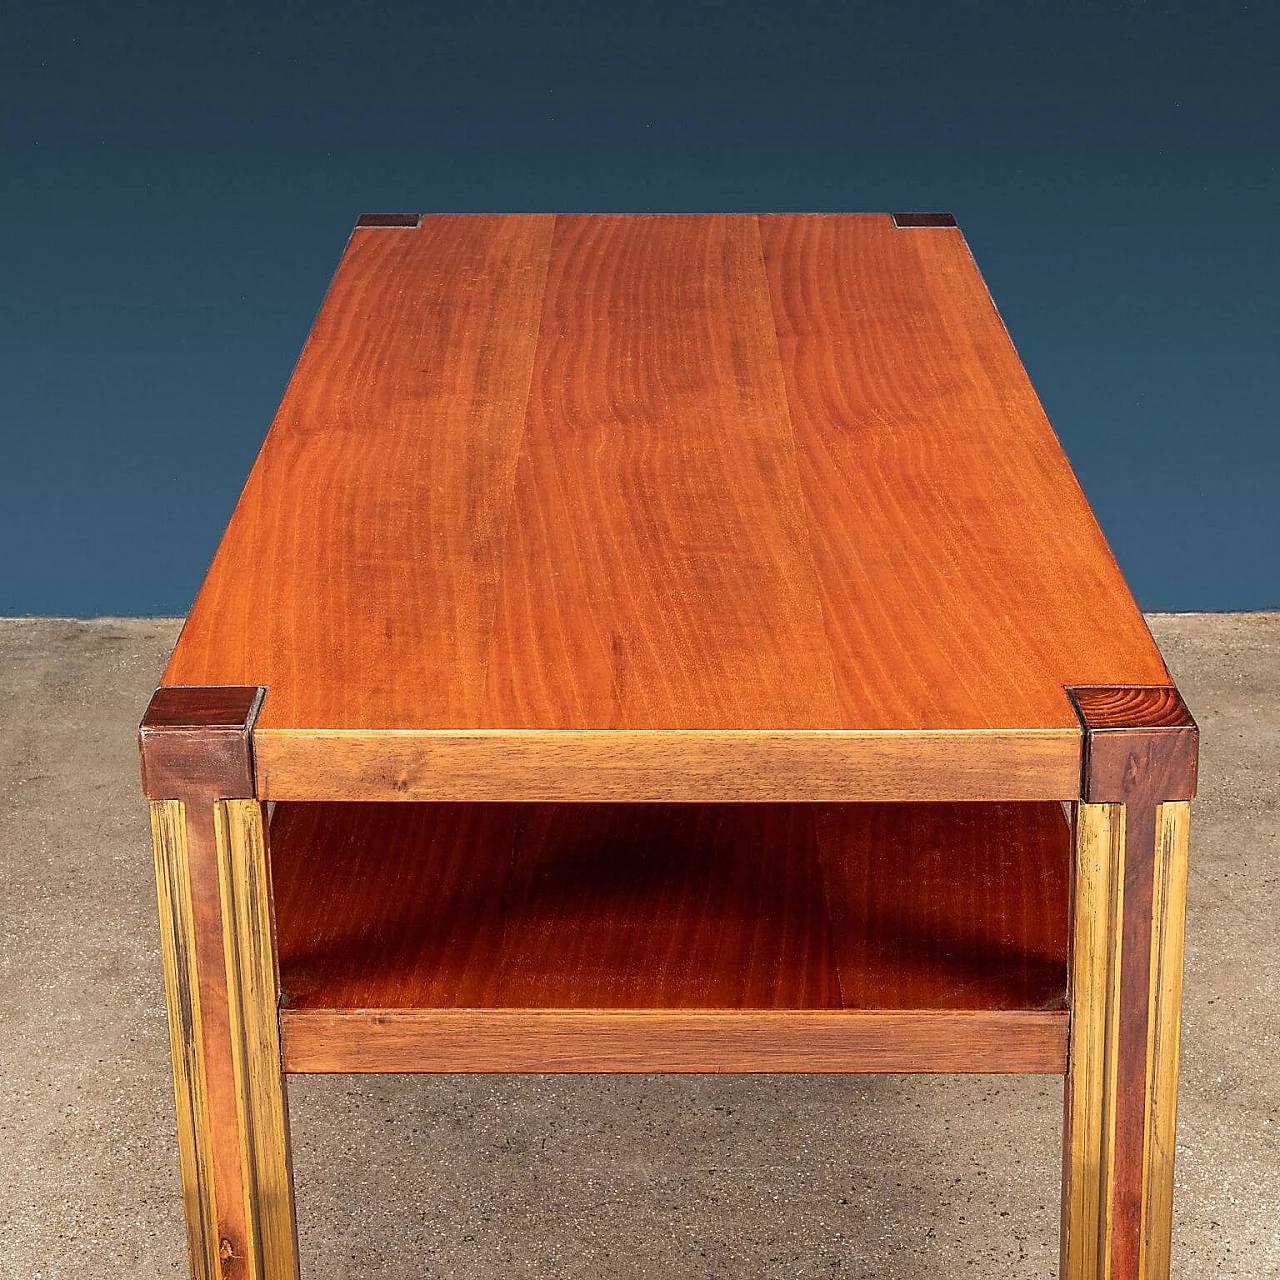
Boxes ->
[149,800,221,1280]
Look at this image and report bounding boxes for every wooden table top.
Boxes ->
[163,213,1170,803]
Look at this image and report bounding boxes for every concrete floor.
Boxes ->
[1,614,1276,1279]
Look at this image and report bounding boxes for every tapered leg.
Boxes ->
[1062,799,1192,1279]
[150,796,299,1280]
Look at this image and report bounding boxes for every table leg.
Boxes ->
[150,795,299,1280]
[1062,798,1191,1280]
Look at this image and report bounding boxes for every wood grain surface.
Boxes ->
[139,685,263,801]
[480,215,834,731]
[1070,684,1199,803]
[815,802,1070,1009]
[269,800,1070,1072]
[279,1009,1068,1075]
[167,215,555,732]
[759,216,1167,735]
[161,214,1171,802]
[252,726,1081,803]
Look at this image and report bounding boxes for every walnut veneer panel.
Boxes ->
[759,215,1169,731]
[162,214,1170,799]
[815,802,1069,1009]
[165,215,556,729]
[270,800,1069,1017]
[479,215,836,730]
[280,1009,1067,1075]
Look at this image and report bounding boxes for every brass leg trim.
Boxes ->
[1063,802,1126,1280]
[150,800,222,1280]
[1140,801,1191,1280]
[216,799,300,1280]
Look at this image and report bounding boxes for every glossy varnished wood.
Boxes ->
[161,214,1171,802]
[148,791,260,1278]
[1069,685,1199,803]
[269,800,1070,1072]
[141,215,1201,1279]
[148,792,299,1280]
[815,802,1070,1009]
[140,685,263,800]
[143,688,296,1280]
[253,727,1080,803]
[479,215,834,732]
[280,1009,1067,1075]
[759,217,1167,736]
[166,215,556,735]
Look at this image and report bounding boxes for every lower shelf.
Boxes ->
[269,801,1071,1074]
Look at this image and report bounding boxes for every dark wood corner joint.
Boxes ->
[890,212,959,229]
[1067,685,1198,804]
[354,213,422,229]
[139,685,266,800]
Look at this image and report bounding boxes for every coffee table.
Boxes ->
[139,213,1197,1280]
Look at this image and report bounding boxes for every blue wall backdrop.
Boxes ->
[2,1,1276,615]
